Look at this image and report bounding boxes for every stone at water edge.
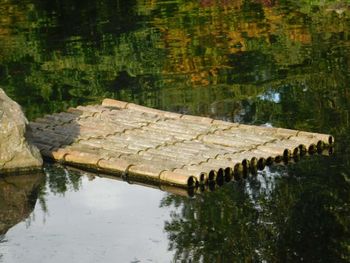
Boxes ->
[0,88,43,173]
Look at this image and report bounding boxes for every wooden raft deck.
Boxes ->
[27,99,334,188]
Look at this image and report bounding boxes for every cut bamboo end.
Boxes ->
[299,144,308,156]
[242,159,249,168]
[266,156,274,166]
[257,158,266,170]
[233,163,243,180]
[199,172,208,184]
[292,147,300,157]
[225,166,232,176]
[208,170,217,181]
[308,143,317,154]
[249,157,258,174]
[172,168,205,182]
[216,168,225,185]
[283,149,292,160]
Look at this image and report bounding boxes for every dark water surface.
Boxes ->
[1,0,350,262]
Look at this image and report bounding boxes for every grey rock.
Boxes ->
[0,88,43,173]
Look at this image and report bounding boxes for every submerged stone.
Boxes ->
[0,88,43,173]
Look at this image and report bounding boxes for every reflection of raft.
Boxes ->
[27,99,334,188]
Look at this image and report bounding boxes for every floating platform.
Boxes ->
[27,99,334,188]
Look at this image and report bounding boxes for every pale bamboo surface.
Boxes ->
[27,99,334,188]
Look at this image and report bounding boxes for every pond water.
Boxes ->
[0,0,350,262]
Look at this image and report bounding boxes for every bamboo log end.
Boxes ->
[233,163,243,180]
[266,156,274,166]
[199,172,208,184]
[308,143,317,154]
[208,170,217,181]
[257,158,266,170]
[298,144,308,156]
[283,149,292,159]
[224,167,233,180]
[328,135,335,145]
[216,168,225,185]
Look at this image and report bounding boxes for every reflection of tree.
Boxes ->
[161,155,350,262]
[270,155,350,262]
[161,182,261,262]
[0,173,45,235]
[44,165,82,195]
[1,0,349,120]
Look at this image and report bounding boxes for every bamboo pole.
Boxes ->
[141,126,196,140]
[213,130,281,144]
[159,171,198,187]
[171,168,208,184]
[100,110,162,124]
[64,151,101,167]
[103,99,184,119]
[139,148,201,162]
[127,164,162,182]
[297,131,334,145]
[118,154,181,171]
[102,98,129,109]
[148,121,209,135]
[197,134,260,149]
[97,157,132,173]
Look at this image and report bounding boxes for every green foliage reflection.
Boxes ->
[0,0,349,120]
[161,155,350,262]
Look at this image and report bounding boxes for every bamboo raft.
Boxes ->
[27,99,334,188]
